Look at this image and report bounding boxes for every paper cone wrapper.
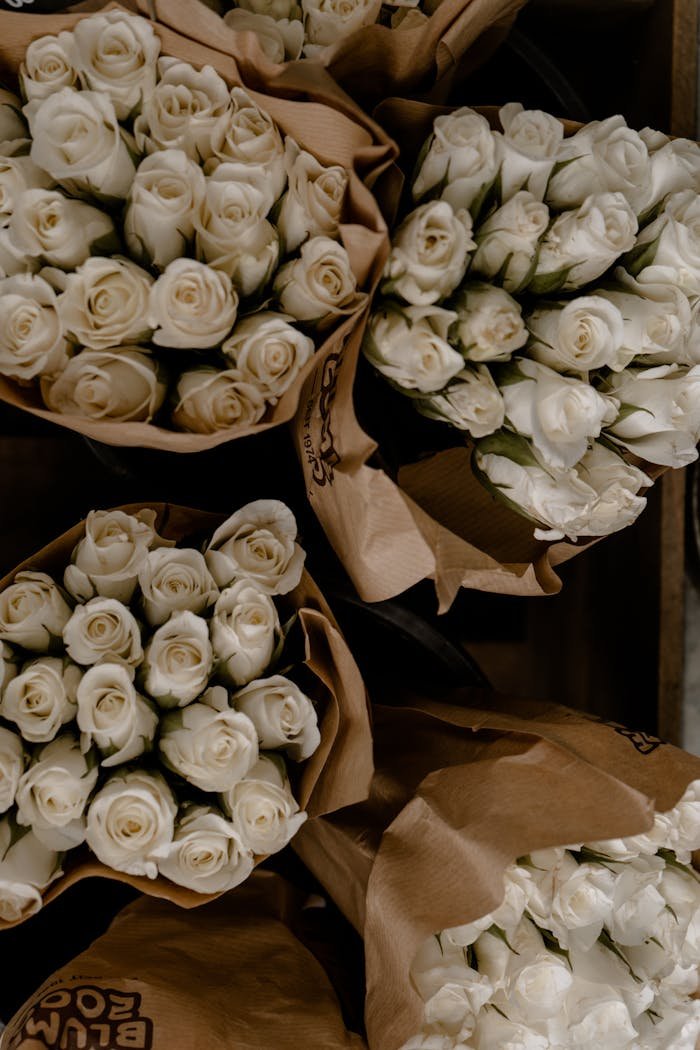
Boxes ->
[0,503,373,929]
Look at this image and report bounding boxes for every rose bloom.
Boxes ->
[205,499,305,594]
[85,769,177,879]
[382,200,475,306]
[363,303,463,394]
[273,236,365,328]
[64,507,163,604]
[222,312,315,403]
[8,189,115,271]
[42,347,166,424]
[172,367,266,434]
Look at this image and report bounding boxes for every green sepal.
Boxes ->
[621,231,662,277]
[528,265,576,296]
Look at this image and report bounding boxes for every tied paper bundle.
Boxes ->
[0,2,389,451]
[0,502,372,928]
[3,870,367,1049]
[292,693,700,1050]
[295,100,700,610]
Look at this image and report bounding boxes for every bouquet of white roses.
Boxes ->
[0,5,388,451]
[364,103,700,545]
[0,500,372,927]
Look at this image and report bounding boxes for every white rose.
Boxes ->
[157,803,254,894]
[172,366,266,433]
[222,311,315,402]
[212,88,286,203]
[42,347,166,424]
[278,140,347,253]
[273,236,365,327]
[195,166,279,298]
[0,818,62,924]
[412,108,498,213]
[0,571,71,651]
[606,363,700,467]
[489,873,529,934]
[0,727,25,814]
[608,864,666,947]
[149,259,238,349]
[72,11,160,121]
[0,149,52,228]
[28,88,135,200]
[8,189,116,269]
[76,662,158,769]
[63,508,163,605]
[138,548,219,627]
[159,686,258,792]
[495,103,564,202]
[63,597,143,668]
[471,191,550,293]
[16,734,98,851]
[526,295,626,373]
[626,189,700,295]
[512,953,574,1021]
[0,88,27,142]
[0,274,69,381]
[0,225,39,277]
[134,59,231,162]
[233,675,320,760]
[1,657,80,744]
[637,136,700,217]
[301,0,382,49]
[472,1012,548,1050]
[417,367,505,438]
[414,964,492,1036]
[363,302,463,393]
[568,937,655,1021]
[572,442,650,538]
[222,753,306,854]
[142,610,213,709]
[58,256,153,350]
[223,9,304,62]
[205,499,305,594]
[566,993,638,1049]
[382,200,475,306]
[124,150,206,271]
[531,192,638,293]
[0,642,18,693]
[19,33,78,104]
[546,115,651,213]
[597,274,693,368]
[85,769,176,879]
[451,282,527,362]
[549,861,615,950]
[210,580,280,687]
[669,780,700,856]
[499,357,618,469]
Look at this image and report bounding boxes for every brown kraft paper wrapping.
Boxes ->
[291,99,668,611]
[0,503,373,929]
[0,1,391,452]
[293,693,700,1050]
[2,869,368,1050]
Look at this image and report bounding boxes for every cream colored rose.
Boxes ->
[1,657,80,744]
[0,88,27,142]
[0,149,52,229]
[213,88,286,202]
[210,580,280,686]
[85,769,176,878]
[0,274,70,381]
[42,347,166,424]
[205,499,305,594]
[16,734,98,851]
[8,189,116,269]
[626,189,700,295]
[222,754,306,855]
[134,58,231,162]
[172,366,266,433]
[64,508,164,605]
[138,548,219,627]
[382,200,475,306]
[471,191,550,293]
[278,140,347,253]
[28,88,135,199]
[63,597,143,667]
[157,803,254,893]
[597,272,691,367]
[149,259,238,350]
[72,10,160,120]
[222,312,315,402]
[159,686,259,792]
[0,571,71,651]
[573,442,650,539]
[0,642,18,693]
[233,674,320,760]
[451,283,527,363]
[58,256,153,350]
[302,0,382,51]
[413,108,498,213]
[495,103,564,202]
[638,136,700,217]
[606,363,700,468]
[20,33,78,103]
[0,818,62,924]
[0,226,39,277]
[223,9,304,63]
[274,236,365,327]
[363,302,463,393]
[527,296,626,373]
[125,150,206,271]
[0,727,25,815]
[143,610,213,708]
[417,366,505,439]
[76,662,158,768]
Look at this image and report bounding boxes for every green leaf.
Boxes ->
[528,265,576,296]
[475,429,543,471]
[613,402,654,425]
[90,230,123,258]
[2,812,30,861]
[493,361,532,388]
[573,846,616,870]
[621,231,662,277]
[548,155,582,180]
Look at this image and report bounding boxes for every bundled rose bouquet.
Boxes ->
[0,8,375,446]
[364,104,700,543]
[0,500,340,925]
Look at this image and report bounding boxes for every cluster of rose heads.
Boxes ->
[364,104,700,542]
[0,501,321,922]
[0,10,364,433]
[403,781,700,1050]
